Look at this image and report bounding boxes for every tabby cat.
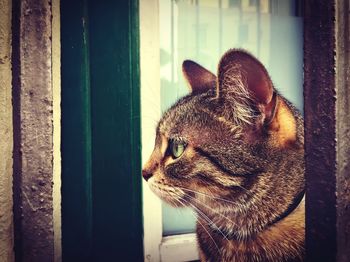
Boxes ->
[142,49,305,262]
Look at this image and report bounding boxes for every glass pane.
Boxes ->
[159,0,303,236]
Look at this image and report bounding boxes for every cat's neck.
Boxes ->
[197,196,305,261]
[208,189,304,240]
[195,167,305,239]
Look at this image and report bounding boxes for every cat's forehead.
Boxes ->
[157,93,242,144]
[157,94,206,138]
[158,103,194,136]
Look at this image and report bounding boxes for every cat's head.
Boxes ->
[142,49,303,211]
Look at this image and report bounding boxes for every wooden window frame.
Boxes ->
[60,0,143,261]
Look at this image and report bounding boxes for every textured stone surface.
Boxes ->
[12,0,54,260]
[0,0,14,261]
[304,0,350,261]
[336,1,350,261]
[52,0,62,260]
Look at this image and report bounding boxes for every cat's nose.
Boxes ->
[142,170,153,181]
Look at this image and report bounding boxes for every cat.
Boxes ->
[142,49,305,262]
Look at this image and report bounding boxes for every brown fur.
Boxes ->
[142,49,305,262]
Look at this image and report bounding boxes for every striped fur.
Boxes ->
[143,49,305,262]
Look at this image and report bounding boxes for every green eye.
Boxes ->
[170,140,186,159]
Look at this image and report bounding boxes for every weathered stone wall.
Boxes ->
[0,0,14,261]
[12,0,55,260]
[304,1,350,261]
[52,0,62,260]
[335,1,350,261]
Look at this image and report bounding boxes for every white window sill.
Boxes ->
[160,233,199,262]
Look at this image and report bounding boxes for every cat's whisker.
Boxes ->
[187,201,231,242]
[182,198,214,226]
[183,193,238,228]
[197,177,252,196]
[176,186,239,205]
[196,217,222,256]
[171,191,231,243]
[178,185,255,211]
[174,197,222,256]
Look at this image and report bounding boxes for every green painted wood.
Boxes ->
[61,0,143,260]
[61,0,93,260]
[88,0,143,260]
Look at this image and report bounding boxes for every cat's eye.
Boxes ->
[169,139,187,159]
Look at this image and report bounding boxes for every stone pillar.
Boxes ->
[0,0,14,261]
[304,1,350,261]
[12,0,55,260]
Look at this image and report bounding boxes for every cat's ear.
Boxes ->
[182,60,216,93]
[217,49,277,126]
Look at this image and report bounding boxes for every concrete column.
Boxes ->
[335,1,350,261]
[304,1,350,261]
[12,0,55,260]
[0,0,14,261]
[52,0,62,260]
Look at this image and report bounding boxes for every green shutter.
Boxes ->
[61,0,143,260]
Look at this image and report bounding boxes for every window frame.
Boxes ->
[140,0,199,260]
[61,0,143,260]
